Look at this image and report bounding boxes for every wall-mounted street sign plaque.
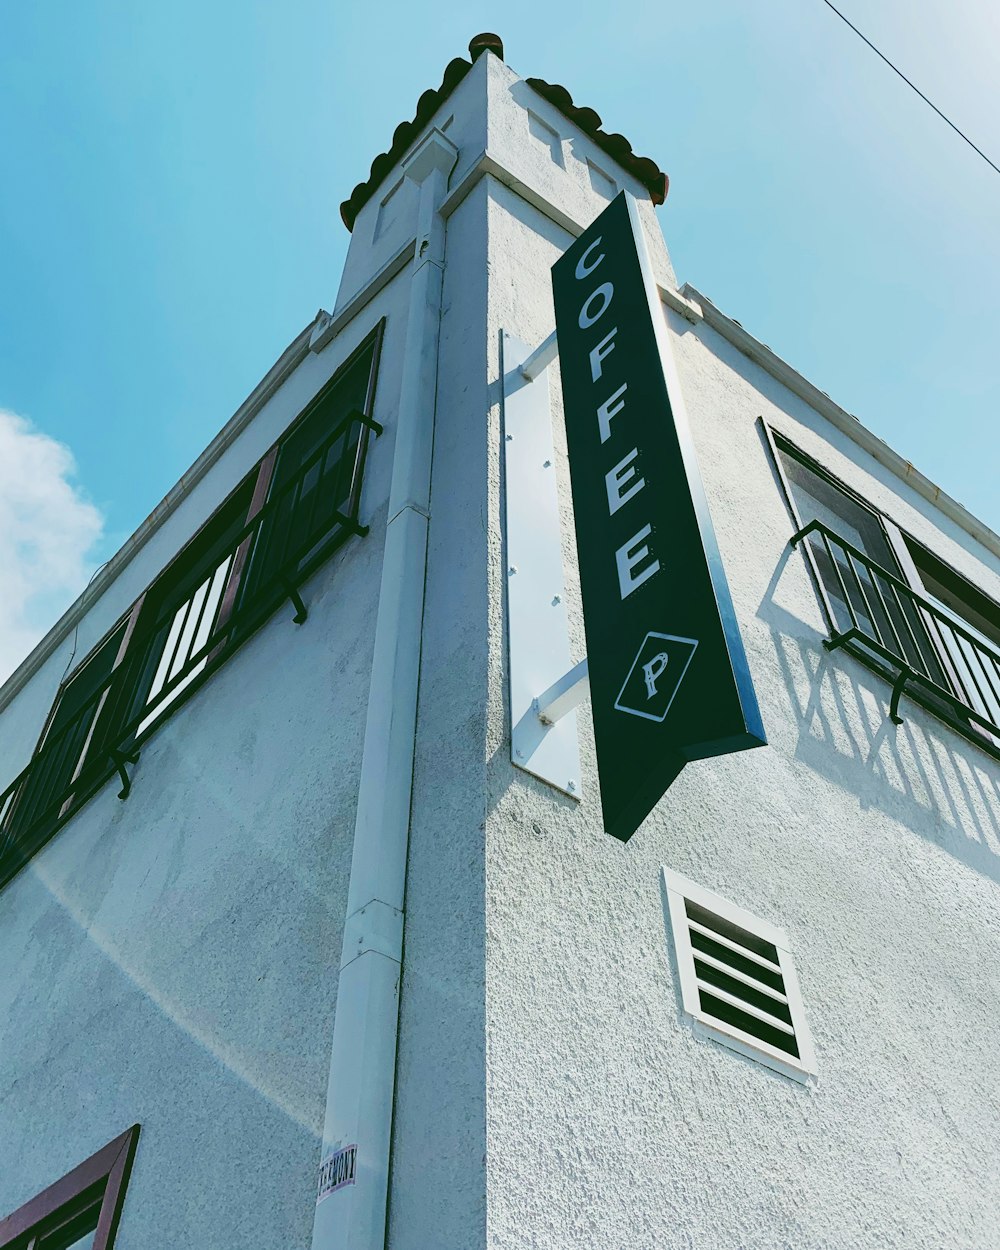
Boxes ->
[552,192,766,841]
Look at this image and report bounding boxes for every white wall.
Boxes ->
[3,42,998,1250]
[0,269,411,1247]
[480,114,1000,1249]
[335,55,488,316]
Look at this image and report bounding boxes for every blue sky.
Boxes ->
[1,0,997,676]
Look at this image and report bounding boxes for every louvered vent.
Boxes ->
[661,869,816,1081]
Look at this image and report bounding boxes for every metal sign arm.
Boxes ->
[519,329,558,381]
[534,658,590,725]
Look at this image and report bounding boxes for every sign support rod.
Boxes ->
[534,658,590,725]
[519,329,558,381]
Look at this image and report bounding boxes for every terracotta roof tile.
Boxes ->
[339,36,669,232]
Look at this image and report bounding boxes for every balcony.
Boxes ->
[790,519,1000,761]
[0,404,380,891]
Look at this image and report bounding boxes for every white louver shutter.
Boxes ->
[661,868,816,1082]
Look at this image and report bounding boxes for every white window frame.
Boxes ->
[660,867,817,1084]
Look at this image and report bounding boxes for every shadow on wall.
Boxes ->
[759,542,1000,885]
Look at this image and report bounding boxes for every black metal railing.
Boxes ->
[0,408,381,890]
[790,519,1000,758]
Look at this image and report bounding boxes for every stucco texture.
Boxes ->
[0,285,409,1246]
[2,50,998,1250]
[482,181,1000,1248]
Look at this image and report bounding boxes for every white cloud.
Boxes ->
[0,410,105,686]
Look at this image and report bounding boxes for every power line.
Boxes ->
[820,0,1000,178]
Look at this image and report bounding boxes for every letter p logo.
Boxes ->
[643,651,669,699]
[615,632,699,724]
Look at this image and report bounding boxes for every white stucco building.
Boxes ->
[1,32,999,1250]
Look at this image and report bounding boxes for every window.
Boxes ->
[131,479,262,739]
[769,429,1000,756]
[237,338,377,608]
[0,324,383,891]
[661,869,816,1083]
[2,621,132,860]
[0,1125,140,1250]
[899,538,1000,744]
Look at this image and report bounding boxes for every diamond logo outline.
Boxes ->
[614,631,699,723]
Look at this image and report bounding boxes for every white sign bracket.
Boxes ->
[501,329,586,797]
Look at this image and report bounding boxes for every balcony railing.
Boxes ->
[790,519,1000,760]
[0,408,380,891]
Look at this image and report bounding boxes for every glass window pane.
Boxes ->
[36,1200,100,1250]
[4,622,127,846]
[136,554,233,738]
[239,341,375,613]
[47,1233,96,1250]
[777,444,946,682]
[778,448,899,566]
[119,483,255,739]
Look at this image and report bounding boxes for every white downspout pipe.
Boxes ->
[311,126,457,1250]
